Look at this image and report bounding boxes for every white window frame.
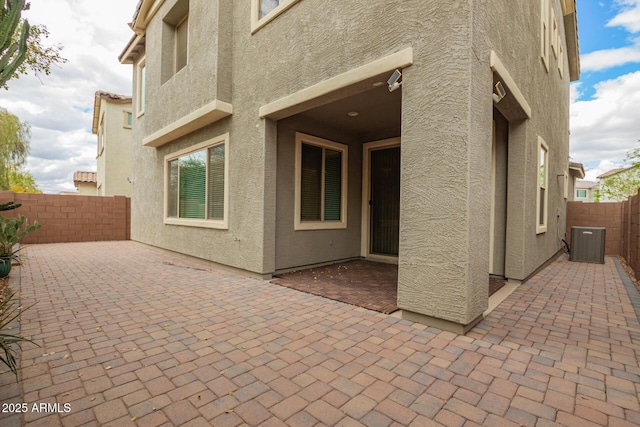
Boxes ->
[123,110,133,129]
[537,137,549,234]
[558,40,565,79]
[164,133,229,229]
[294,132,348,231]
[97,113,105,157]
[251,0,301,33]
[576,189,587,199]
[136,56,146,117]
[540,0,550,72]
[551,8,558,58]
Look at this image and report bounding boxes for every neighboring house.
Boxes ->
[119,0,579,333]
[568,161,585,201]
[73,171,97,195]
[92,91,133,197]
[574,180,598,202]
[596,166,640,202]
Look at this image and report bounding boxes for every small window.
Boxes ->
[558,41,565,79]
[123,111,133,129]
[175,15,188,73]
[97,114,105,157]
[294,133,347,230]
[540,0,550,72]
[537,137,549,234]
[551,8,558,58]
[251,0,301,33]
[165,134,229,229]
[576,189,587,198]
[137,58,146,116]
[162,0,189,81]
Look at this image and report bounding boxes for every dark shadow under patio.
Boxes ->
[272,260,507,315]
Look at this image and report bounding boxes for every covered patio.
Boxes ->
[272,260,507,315]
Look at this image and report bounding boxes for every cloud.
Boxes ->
[0,0,134,193]
[608,0,640,33]
[580,41,640,72]
[570,82,583,103]
[583,160,623,182]
[570,71,640,164]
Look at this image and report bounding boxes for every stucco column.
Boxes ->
[397,61,491,334]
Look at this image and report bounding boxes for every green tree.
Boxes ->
[595,168,640,202]
[0,107,30,190]
[1,0,67,89]
[8,167,39,193]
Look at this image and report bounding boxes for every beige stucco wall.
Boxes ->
[75,182,97,196]
[96,98,133,197]
[486,0,571,281]
[274,116,363,271]
[126,0,575,330]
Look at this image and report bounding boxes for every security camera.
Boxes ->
[388,69,402,92]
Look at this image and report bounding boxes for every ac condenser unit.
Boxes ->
[570,226,606,264]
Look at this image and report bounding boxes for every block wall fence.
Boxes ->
[567,194,640,278]
[0,191,130,244]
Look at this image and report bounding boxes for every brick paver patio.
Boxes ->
[1,241,639,426]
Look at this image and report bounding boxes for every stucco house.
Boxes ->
[92,91,134,197]
[119,0,579,333]
[574,180,598,202]
[73,171,97,195]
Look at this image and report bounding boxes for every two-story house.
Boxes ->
[92,91,134,197]
[119,0,579,333]
[574,180,598,202]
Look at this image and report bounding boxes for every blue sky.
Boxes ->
[571,0,640,180]
[0,1,638,192]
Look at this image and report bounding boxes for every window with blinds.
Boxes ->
[295,133,347,230]
[165,135,228,228]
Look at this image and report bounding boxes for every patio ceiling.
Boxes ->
[297,82,402,139]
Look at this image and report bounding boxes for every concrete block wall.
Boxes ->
[566,201,623,256]
[0,191,130,244]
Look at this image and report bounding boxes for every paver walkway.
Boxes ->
[0,241,639,426]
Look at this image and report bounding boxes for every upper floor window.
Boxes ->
[123,111,133,129]
[576,189,587,198]
[252,0,301,33]
[162,0,189,82]
[175,15,189,73]
[551,8,559,59]
[261,0,280,18]
[137,58,146,116]
[97,114,105,157]
[540,0,550,72]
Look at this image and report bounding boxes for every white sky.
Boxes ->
[0,1,639,191]
[0,0,134,193]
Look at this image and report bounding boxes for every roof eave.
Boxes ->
[92,93,102,135]
[562,0,580,82]
[569,162,585,179]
